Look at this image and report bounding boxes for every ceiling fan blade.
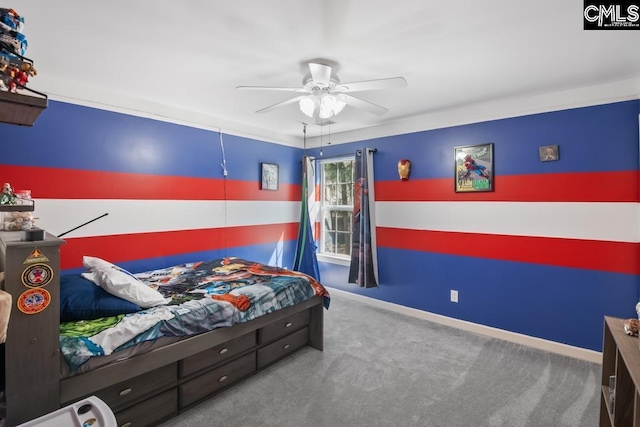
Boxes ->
[255,95,306,114]
[342,94,389,116]
[335,77,407,93]
[309,63,332,86]
[237,85,310,93]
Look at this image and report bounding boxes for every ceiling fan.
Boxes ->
[236,62,407,121]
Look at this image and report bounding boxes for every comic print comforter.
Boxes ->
[60,257,330,372]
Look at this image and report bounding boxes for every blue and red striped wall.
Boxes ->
[1,98,638,351]
[312,99,640,351]
[0,100,303,273]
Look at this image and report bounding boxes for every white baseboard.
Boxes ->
[326,287,602,364]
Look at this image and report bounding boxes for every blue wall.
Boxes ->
[310,100,640,351]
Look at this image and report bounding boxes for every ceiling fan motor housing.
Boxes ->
[302,74,341,93]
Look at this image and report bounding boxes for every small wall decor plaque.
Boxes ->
[539,145,559,162]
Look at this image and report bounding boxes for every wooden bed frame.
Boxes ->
[0,231,324,426]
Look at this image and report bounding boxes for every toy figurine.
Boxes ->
[6,62,35,92]
[0,55,7,91]
[624,318,639,336]
[1,182,16,205]
[0,57,35,92]
[0,8,24,33]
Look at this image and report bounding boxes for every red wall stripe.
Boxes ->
[377,227,639,275]
[376,171,639,202]
[60,222,299,269]
[1,165,301,201]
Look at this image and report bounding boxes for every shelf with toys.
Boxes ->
[1,183,36,234]
[0,7,47,126]
[0,203,34,212]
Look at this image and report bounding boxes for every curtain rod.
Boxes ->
[307,148,377,161]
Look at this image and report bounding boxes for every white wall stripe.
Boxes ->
[30,200,300,238]
[376,201,640,243]
[27,199,638,243]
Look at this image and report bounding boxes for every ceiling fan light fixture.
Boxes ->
[333,94,346,115]
[319,95,334,119]
[318,94,346,119]
[239,62,406,119]
[299,97,316,117]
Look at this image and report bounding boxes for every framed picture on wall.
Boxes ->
[539,145,559,162]
[261,162,279,191]
[454,143,494,193]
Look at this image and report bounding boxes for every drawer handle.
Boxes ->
[283,344,291,350]
[121,423,132,427]
[219,375,228,382]
[219,348,228,355]
[119,388,133,396]
[285,322,293,328]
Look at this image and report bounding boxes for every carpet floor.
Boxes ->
[161,290,600,427]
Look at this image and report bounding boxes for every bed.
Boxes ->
[0,231,329,426]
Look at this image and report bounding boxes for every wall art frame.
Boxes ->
[539,145,559,162]
[455,143,494,193]
[261,162,279,191]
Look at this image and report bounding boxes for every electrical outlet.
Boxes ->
[450,290,459,303]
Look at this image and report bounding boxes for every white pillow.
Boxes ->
[82,256,169,308]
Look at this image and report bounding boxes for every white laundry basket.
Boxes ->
[16,396,116,427]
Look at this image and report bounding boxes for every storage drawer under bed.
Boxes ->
[179,351,257,408]
[258,309,310,344]
[257,326,309,369]
[92,363,177,413]
[114,387,177,427]
[180,330,256,378]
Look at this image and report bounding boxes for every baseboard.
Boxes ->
[326,287,602,364]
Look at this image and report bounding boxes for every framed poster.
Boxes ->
[455,143,494,192]
[261,162,279,191]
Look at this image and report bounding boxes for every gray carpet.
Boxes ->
[161,290,600,427]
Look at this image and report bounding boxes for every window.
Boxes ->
[319,157,354,258]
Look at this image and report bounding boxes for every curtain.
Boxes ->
[293,155,321,282]
[348,148,378,288]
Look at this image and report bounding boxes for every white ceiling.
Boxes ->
[15,1,640,146]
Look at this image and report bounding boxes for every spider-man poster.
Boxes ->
[455,143,494,192]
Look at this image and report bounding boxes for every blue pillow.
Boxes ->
[60,274,142,322]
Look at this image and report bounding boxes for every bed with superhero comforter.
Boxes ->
[60,257,329,374]
[0,241,328,426]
